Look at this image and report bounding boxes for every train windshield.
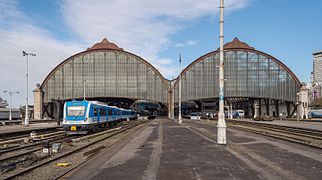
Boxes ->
[67,106,86,116]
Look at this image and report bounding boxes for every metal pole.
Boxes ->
[23,51,36,126]
[26,54,29,126]
[230,104,233,119]
[82,80,88,100]
[178,54,182,124]
[9,92,12,121]
[217,0,227,144]
[83,81,86,100]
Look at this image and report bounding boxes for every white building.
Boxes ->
[308,51,322,105]
[313,51,322,85]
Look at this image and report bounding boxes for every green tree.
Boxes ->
[0,97,8,108]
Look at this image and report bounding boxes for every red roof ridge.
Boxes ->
[218,37,255,50]
[88,38,124,51]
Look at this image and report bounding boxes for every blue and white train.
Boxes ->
[63,100,137,134]
[308,109,322,118]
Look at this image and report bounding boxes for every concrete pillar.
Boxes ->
[259,99,262,116]
[275,100,279,118]
[33,85,43,120]
[230,103,233,119]
[56,101,61,125]
[265,99,270,116]
[168,89,174,119]
[254,100,259,118]
[298,87,309,119]
[286,102,291,117]
[168,90,171,119]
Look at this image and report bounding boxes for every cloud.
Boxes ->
[0,1,84,107]
[0,0,250,107]
[175,40,198,47]
[61,0,249,77]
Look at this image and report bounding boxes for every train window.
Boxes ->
[93,108,98,117]
[100,109,106,116]
[68,106,85,116]
[108,110,113,115]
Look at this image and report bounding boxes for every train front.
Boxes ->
[63,101,91,134]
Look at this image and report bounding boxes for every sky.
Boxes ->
[0,0,321,108]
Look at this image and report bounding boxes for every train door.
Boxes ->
[97,108,100,124]
[107,109,113,121]
[93,107,98,122]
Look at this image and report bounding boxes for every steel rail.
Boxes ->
[228,121,322,149]
[0,133,67,155]
[53,121,147,180]
[229,121,322,139]
[3,121,146,180]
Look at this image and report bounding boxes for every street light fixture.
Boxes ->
[3,91,19,120]
[22,51,36,126]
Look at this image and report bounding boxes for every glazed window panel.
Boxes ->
[42,51,169,103]
[174,50,299,102]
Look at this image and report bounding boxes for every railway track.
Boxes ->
[0,127,62,142]
[227,120,322,149]
[0,131,66,154]
[0,120,148,180]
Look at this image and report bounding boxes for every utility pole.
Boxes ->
[178,53,182,124]
[23,51,36,126]
[217,0,227,144]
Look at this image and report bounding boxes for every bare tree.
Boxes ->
[312,97,322,108]
[0,97,8,108]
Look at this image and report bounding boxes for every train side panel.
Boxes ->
[63,100,137,134]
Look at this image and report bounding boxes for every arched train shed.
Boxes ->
[34,38,302,119]
[34,38,170,119]
[172,38,301,117]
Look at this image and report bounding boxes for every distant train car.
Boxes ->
[0,108,20,120]
[308,109,322,118]
[63,100,137,134]
[131,100,161,118]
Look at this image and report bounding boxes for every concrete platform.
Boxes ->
[0,122,61,136]
[232,118,322,131]
[63,118,322,180]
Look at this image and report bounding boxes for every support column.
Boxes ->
[52,99,62,125]
[229,103,233,119]
[286,102,291,118]
[275,100,279,118]
[251,99,255,117]
[33,85,43,120]
[168,89,174,120]
[50,102,54,119]
[254,100,259,118]
[265,99,270,116]
[298,87,309,119]
[259,99,262,117]
[168,90,171,119]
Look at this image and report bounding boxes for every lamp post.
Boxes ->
[22,51,36,126]
[82,80,88,100]
[178,54,182,124]
[3,91,19,120]
[217,0,227,144]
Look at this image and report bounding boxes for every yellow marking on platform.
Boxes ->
[56,163,71,167]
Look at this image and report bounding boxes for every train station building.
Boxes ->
[34,38,306,120]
